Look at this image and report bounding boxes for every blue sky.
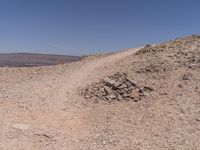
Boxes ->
[0,0,199,55]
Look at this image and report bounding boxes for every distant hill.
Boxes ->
[0,53,80,67]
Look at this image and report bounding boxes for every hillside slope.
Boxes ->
[0,35,200,149]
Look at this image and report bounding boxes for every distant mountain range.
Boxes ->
[0,53,80,67]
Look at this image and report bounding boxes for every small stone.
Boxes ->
[103,78,116,86]
[118,83,127,89]
[182,75,189,80]
[114,81,122,87]
[102,140,107,145]
[106,94,116,100]
[195,87,199,92]
[178,84,183,88]
[196,118,200,122]
[85,95,91,98]
[129,89,140,99]
[10,123,30,130]
[104,86,112,94]
[100,88,105,92]
[117,94,123,101]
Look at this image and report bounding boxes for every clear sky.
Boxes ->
[0,0,200,55]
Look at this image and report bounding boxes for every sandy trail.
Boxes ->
[62,48,141,89]
[0,47,141,149]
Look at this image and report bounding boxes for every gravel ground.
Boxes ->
[0,35,200,149]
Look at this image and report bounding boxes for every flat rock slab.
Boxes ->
[8,122,30,130]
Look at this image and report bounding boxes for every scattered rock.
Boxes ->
[137,62,172,73]
[135,44,164,55]
[182,73,192,80]
[82,72,153,102]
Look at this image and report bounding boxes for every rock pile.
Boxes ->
[82,72,153,102]
[135,44,164,55]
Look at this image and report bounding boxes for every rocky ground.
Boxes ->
[0,35,200,149]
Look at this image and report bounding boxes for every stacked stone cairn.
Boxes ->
[82,72,153,102]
